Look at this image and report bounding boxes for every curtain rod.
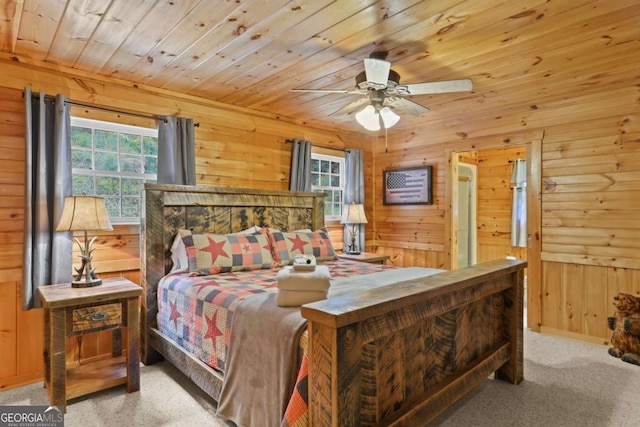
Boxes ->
[28,92,199,127]
[285,138,350,153]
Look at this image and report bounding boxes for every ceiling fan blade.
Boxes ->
[396,78,473,95]
[290,88,356,94]
[330,97,370,116]
[385,97,430,116]
[364,58,391,87]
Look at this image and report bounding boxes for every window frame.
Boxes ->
[311,152,345,221]
[70,116,158,225]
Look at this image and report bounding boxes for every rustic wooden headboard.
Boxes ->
[140,183,325,363]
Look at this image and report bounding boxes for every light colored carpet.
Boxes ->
[2,329,639,427]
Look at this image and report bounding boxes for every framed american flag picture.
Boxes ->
[383,166,433,205]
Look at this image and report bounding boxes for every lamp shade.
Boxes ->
[355,105,381,131]
[341,203,368,225]
[379,107,400,128]
[56,195,113,232]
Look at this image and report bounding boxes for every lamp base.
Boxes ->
[71,278,103,288]
[345,250,361,255]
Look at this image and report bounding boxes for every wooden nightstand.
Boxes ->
[37,277,143,410]
[337,252,390,264]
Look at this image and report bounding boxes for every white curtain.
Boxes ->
[289,139,312,192]
[157,116,196,185]
[22,88,73,309]
[511,159,527,247]
[343,149,365,251]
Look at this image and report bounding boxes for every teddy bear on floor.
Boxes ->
[607,293,640,365]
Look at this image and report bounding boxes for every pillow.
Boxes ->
[234,225,262,235]
[179,229,276,275]
[169,233,189,273]
[264,228,336,265]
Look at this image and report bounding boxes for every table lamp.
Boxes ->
[341,203,368,254]
[56,195,113,287]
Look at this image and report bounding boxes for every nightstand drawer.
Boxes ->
[70,302,123,334]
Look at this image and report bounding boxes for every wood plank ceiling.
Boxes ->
[0,0,638,135]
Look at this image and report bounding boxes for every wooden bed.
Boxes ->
[140,183,526,426]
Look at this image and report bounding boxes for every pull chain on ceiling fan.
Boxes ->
[291,51,473,131]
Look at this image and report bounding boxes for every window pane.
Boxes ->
[333,191,341,202]
[71,117,158,223]
[104,197,120,218]
[333,204,342,216]
[330,175,340,187]
[143,136,158,155]
[320,160,330,173]
[96,176,120,196]
[311,173,319,186]
[73,174,94,195]
[71,127,92,148]
[95,152,118,171]
[331,161,340,174]
[321,175,330,186]
[311,159,319,172]
[120,133,142,154]
[95,130,118,151]
[122,177,144,196]
[120,154,143,173]
[72,149,93,169]
[122,197,140,217]
[324,203,332,216]
[144,156,157,174]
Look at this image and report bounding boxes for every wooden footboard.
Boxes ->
[301,258,525,426]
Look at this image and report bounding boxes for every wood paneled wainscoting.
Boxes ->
[541,263,640,346]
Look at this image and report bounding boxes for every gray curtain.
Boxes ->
[289,139,312,192]
[343,149,365,251]
[22,88,72,309]
[510,159,527,247]
[157,116,196,185]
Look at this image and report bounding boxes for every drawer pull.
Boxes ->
[91,311,108,321]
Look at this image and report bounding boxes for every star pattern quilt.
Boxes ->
[157,258,392,371]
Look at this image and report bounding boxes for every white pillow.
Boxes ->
[170,233,188,273]
[234,225,262,235]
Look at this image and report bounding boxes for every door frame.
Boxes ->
[445,133,542,331]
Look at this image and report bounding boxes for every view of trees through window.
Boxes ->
[311,153,344,220]
[70,117,158,222]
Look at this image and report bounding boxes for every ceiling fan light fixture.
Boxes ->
[379,107,400,128]
[355,105,381,131]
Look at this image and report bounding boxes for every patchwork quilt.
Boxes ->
[157,258,393,372]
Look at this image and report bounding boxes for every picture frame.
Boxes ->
[383,166,433,205]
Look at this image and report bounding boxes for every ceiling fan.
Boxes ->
[291,52,473,131]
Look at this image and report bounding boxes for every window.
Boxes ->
[70,117,158,224]
[311,153,345,220]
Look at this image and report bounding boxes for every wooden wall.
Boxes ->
[374,143,448,269]
[539,116,640,344]
[374,92,640,347]
[0,56,372,389]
